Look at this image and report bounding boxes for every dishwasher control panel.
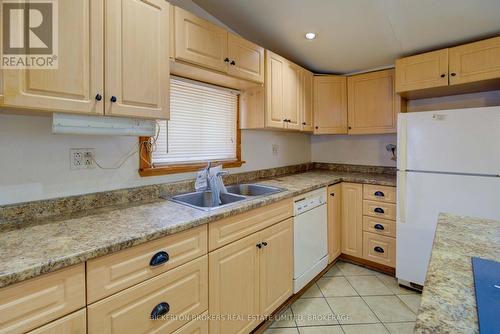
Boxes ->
[293,187,327,215]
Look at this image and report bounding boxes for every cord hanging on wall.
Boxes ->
[386,144,397,161]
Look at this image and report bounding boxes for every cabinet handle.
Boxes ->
[348,126,352,130]
[374,191,385,197]
[150,251,169,266]
[262,241,268,247]
[315,126,319,129]
[95,94,102,101]
[440,74,446,78]
[374,246,384,253]
[450,73,456,76]
[110,96,117,103]
[230,60,236,65]
[374,224,385,230]
[224,58,230,63]
[374,207,385,214]
[256,243,262,249]
[150,302,170,319]
[330,193,335,197]
[302,122,306,125]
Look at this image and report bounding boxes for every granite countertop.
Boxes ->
[415,213,500,334]
[0,170,395,289]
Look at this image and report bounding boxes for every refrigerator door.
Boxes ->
[396,171,500,286]
[398,106,500,175]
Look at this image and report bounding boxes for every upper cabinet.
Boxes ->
[105,0,170,119]
[301,69,314,132]
[283,62,302,131]
[347,69,398,134]
[396,36,500,98]
[172,7,264,84]
[313,76,348,134]
[1,0,170,120]
[265,51,286,129]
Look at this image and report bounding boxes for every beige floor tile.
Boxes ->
[398,294,422,314]
[323,264,343,277]
[265,328,299,334]
[300,283,323,298]
[291,298,339,326]
[270,307,296,328]
[326,296,379,325]
[384,322,416,334]
[297,325,344,334]
[337,262,379,276]
[317,277,358,297]
[363,296,417,322]
[341,323,389,334]
[376,274,417,295]
[346,276,393,296]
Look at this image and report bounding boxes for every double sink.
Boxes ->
[168,184,285,211]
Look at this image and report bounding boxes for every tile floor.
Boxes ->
[265,261,421,334]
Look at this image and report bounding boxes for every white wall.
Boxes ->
[311,134,397,167]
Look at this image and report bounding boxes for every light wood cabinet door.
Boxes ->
[313,76,348,134]
[327,184,342,263]
[341,183,363,258]
[27,309,86,334]
[449,36,500,86]
[301,69,314,132]
[227,33,264,83]
[88,256,208,334]
[265,51,286,129]
[363,232,396,268]
[172,312,208,334]
[174,7,228,73]
[395,49,448,93]
[259,219,293,317]
[105,0,169,120]
[347,69,398,134]
[284,62,302,130]
[2,0,103,115]
[209,233,261,334]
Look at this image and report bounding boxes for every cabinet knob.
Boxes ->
[440,74,446,78]
[450,73,456,77]
[256,243,262,249]
[262,241,268,247]
[374,224,385,230]
[230,60,236,65]
[150,302,170,319]
[315,126,319,129]
[374,207,385,214]
[374,246,385,253]
[302,122,306,125]
[374,191,385,197]
[149,251,169,267]
[348,126,352,130]
[110,96,117,103]
[330,193,335,197]
[224,58,230,63]
[95,94,102,101]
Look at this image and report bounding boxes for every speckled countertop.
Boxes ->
[0,170,395,289]
[415,213,500,334]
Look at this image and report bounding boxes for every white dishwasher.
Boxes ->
[293,187,328,293]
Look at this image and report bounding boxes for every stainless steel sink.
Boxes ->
[225,184,284,197]
[170,191,247,211]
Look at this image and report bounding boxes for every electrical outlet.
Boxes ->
[272,144,279,157]
[70,148,95,170]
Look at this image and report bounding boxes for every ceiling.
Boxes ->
[192,0,500,74]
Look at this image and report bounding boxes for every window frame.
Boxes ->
[138,93,244,177]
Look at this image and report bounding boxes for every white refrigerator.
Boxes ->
[396,106,500,288]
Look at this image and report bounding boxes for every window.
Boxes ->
[139,77,243,176]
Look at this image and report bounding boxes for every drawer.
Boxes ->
[87,225,207,303]
[363,184,396,203]
[363,232,396,267]
[88,255,208,334]
[172,312,208,334]
[0,264,85,334]
[27,309,86,334]
[209,199,293,251]
[363,200,396,221]
[363,216,396,238]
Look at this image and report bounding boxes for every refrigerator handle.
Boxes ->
[397,116,407,171]
[397,171,406,224]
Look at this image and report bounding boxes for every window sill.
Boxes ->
[139,160,245,177]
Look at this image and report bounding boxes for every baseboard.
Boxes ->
[339,254,395,276]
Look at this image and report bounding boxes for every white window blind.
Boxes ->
[152,77,238,165]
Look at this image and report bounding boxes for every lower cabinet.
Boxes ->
[340,183,363,258]
[209,219,293,334]
[327,184,342,262]
[172,312,208,334]
[27,309,86,334]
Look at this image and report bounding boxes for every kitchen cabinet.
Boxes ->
[172,313,208,334]
[395,49,449,93]
[301,69,314,132]
[341,183,363,258]
[327,184,342,263]
[283,62,302,130]
[1,0,104,115]
[227,33,265,83]
[313,76,348,134]
[265,51,287,129]
[449,36,500,85]
[27,309,86,334]
[209,219,293,334]
[363,232,396,268]
[347,69,398,134]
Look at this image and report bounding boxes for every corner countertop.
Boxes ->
[0,170,395,289]
[415,213,500,334]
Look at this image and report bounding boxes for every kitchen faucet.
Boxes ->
[199,162,228,206]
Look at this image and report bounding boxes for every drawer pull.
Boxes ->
[262,241,268,247]
[374,191,385,197]
[374,207,385,214]
[256,243,263,249]
[151,302,170,319]
[150,251,169,267]
[374,246,384,253]
[374,224,385,230]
